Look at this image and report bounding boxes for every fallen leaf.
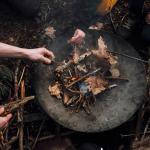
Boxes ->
[72,50,80,64]
[132,136,150,150]
[92,37,118,65]
[92,36,109,59]
[85,76,108,95]
[45,26,56,39]
[110,67,120,77]
[77,64,87,73]
[98,36,108,56]
[107,54,118,65]
[63,93,70,105]
[48,83,61,98]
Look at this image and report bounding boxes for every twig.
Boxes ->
[121,130,150,137]
[108,84,118,89]
[18,67,26,87]
[118,13,128,29]
[14,60,21,99]
[141,118,150,140]
[38,131,75,142]
[109,12,116,33]
[66,68,101,88]
[0,128,20,149]
[19,80,25,150]
[0,131,4,146]
[12,60,21,150]
[67,88,81,94]
[56,51,92,72]
[7,129,20,145]
[105,76,129,81]
[135,104,145,139]
[3,96,35,116]
[108,50,150,64]
[32,117,47,149]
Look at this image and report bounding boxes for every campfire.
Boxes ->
[49,36,127,114]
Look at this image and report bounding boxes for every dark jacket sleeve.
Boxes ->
[75,0,102,31]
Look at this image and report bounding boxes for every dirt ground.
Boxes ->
[0,0,150,150]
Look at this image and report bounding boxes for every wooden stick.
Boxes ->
[56,51,92,72]
[19,80,25,150]
[105,76,129,81]
[108,50,150,64]
[14,60,20,99]
[18,67,26,87]
[3,96,35,116]
[38,131,75,142]
[32,117,46,149]
[66,68,101,88]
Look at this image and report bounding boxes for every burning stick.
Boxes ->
[65,68,101,88]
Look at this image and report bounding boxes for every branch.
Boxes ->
[2,96,35,116]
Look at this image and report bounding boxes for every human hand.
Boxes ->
[0,107,12,129]
[145,12,150,24]
[69,29,85,44]
[27,48,55,64]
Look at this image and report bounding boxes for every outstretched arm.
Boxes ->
[0,42,55,64]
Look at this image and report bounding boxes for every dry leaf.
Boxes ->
[45,26,56,39]
[72,50,80,64]
[48,83,61,98]
[132,136,150,150]
[98,36,108,56]
[107,54,118,65]
[92,37,118,65]
[85,76,108,95]
[110,67,120,77]
[77,64,87,73]
[92,36,109,59]
[63,93,70,105]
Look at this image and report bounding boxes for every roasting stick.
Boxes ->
[108,50,150,64]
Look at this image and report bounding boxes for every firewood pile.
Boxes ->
[49,36,127,114]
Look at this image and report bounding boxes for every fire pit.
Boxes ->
[48,36,125,115]
[34,31,147,132]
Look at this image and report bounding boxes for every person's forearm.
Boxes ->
[0,42,55,64]
[0,42,28,58]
